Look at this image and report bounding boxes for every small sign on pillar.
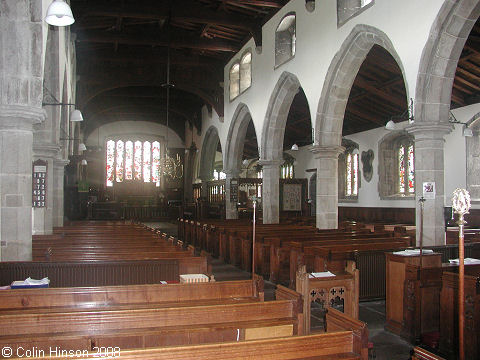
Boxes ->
[32,159,47,208]
[230,178,239,203]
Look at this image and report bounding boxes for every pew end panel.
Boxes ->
[295,264,359,334]
[275,285,304,335]
[326,307,369,360]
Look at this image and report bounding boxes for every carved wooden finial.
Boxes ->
[452,188,471,216]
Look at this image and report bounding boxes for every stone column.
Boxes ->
[0,107,45,260]
[224,169,240,219]
[310,145,344,229]
[0,0,44,260]
[199,173,211,199]
[53,158,69,227]
[32,144,60,235]
[258,159,283,224]
[406,122,452,246]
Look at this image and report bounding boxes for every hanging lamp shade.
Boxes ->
[70,109,83,122]
[291,143,299,151]
[45,0,75,26]
[81,159,87,166]
[78,143,87,151]
[385,120,396,130]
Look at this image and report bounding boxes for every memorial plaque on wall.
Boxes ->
[283,183,302,211]
[32,159,47,208]
[230,178,239,203]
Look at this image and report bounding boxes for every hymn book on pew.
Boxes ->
[10,277,50,289]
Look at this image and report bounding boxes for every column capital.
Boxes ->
[257,159,283,168]
[222,168,240,177]
[405,122,453,140]
[33,143,61,158]
[0,105,45,130]
[54,158,70,168]
[308,144,345,158]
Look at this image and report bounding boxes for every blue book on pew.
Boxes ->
[11,277,50,289]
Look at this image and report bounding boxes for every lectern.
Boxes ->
[385,252,442,336]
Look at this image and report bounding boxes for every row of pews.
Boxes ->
[0,221,370,360]
[178,218,414,296]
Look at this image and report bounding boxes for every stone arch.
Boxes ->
[224,103,256,172]
[199,125,221,181]
[261,72,302,161]
[315,24,407,147]
[415,0,480,124]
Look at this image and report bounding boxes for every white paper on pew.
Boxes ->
[309,271,336,278]
[392,249,434,256]
[448,258,480,265]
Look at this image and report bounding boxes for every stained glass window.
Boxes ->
[143,141,151,182]
[116,141,124,182]
[280,164,294,179]
[398,146,406,193]
[125,141,133,180]
[106,140,115,187]
[346,154,352,195]
[407,145,415,193]
[345,152,359,197]
[152,141,160,187]
[134,141,142,180]
[353,154,358,196]
[105,139,165,187]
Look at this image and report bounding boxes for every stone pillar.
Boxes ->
[53,158,69,227]
[310,145,344,229]
[32,144,60,235]
[224,169,240,219]
[407,122,452,246]
[258,159,282,224]
[0,0,44,260]
[199,173,211,199]
[0,107,44,260]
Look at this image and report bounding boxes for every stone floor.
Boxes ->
[145,221,414,360]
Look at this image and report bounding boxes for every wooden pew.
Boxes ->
[0,277,264,312]
[296,263,359,334]
[0,285,302,354]
[7,308,368,360]
[411,347,446,360]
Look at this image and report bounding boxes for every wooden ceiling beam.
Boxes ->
[75,1,257,32]
[75,30,239,52]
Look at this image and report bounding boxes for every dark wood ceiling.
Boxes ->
[70,1,480,151]
[71,0,287,140]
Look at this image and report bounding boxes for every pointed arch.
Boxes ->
[261,72,302,160]
[199,126,221,180]
[224,103,256,172]
[415,0,480,124]
[315,24,407,147]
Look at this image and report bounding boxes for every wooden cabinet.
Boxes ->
[385,252,442,336]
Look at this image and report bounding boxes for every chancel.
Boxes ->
[2,1,480,359]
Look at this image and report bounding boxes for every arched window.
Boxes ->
[398,142,415,195]
[280,163,294,179]
[106,139,162,187]
[229,63,240,100]
[345,152,359,197]
[275,13,296,67]
[240,52,252,93]
[337,0,374,26]
[338,141,359,200]
[230,50,253,100]
[378,133,415,198]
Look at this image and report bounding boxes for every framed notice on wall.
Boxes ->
[32,159,47,208]
[283,183,302,211]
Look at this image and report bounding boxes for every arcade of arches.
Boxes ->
[2,0,480,262]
